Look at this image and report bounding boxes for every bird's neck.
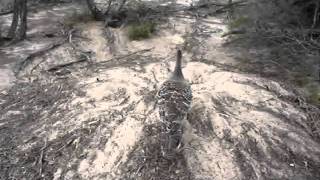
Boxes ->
[171,52,184,80]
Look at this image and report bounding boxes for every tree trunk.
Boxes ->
[19,0,27,39]
[8,0,20,39]
[228,0,234,20]
[117,0,127,12]
[0,25,3,45]
[8,0,27,41]
[86,0,104,20]
[104,0,114,16]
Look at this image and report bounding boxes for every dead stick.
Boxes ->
[312,1,319,29]
[96,48,153,64]
[187,0,247,10]
[39,138,47,176]
[47,59,87,72]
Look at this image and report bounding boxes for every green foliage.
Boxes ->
[228,16,249,29]
[127,22,155,40]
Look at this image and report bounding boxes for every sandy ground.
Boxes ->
[0,1,320,180]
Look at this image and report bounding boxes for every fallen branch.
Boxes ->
[211,1,247,14]
[30,29,89,74]
[96,48,153,64]
[0,10,13,16]
[14,38,68,75]
[196,0,247,8]
[159,0,247,14]
[47,58,87,72]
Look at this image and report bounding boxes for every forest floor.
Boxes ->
[0,0,320,180]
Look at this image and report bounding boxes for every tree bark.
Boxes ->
[8,0,27,41]
[228,0,234,20]
[86,0,104,20]
[117,0,127,12]
[104,0,114,16]
[8,0,20,39]
[19,0,27,39]
[0,25,2,44]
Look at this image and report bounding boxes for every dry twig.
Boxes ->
[39,138,48,177]
[15,38,68,75]
[312,1,320,29]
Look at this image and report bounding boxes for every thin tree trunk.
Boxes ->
[86,0,104,20]
[18,0,27,40]
[8,0,20,39]
[8,0,27,41]
[104,0,114,15]
[228,0,234,20]
[0,25,3,44]
[117,0,127,12]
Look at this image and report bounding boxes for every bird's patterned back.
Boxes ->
[157,80,192,122]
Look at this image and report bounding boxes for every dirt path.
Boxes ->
[0,1,320,180]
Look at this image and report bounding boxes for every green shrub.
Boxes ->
[127,22,155,40]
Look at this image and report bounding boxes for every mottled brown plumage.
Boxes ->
[157,50,192,152]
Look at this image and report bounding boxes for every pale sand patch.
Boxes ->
[184,137,242,180]
[53,168,63,180]
[78,116,143,179]
[0,68,15,90]
[128,31,185,57]
[182,62,320,179]
[48,130,59,141]
[72,66,156,123]
[78,22,113,61]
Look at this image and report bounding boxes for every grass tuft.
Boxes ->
[127,22,156,40]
